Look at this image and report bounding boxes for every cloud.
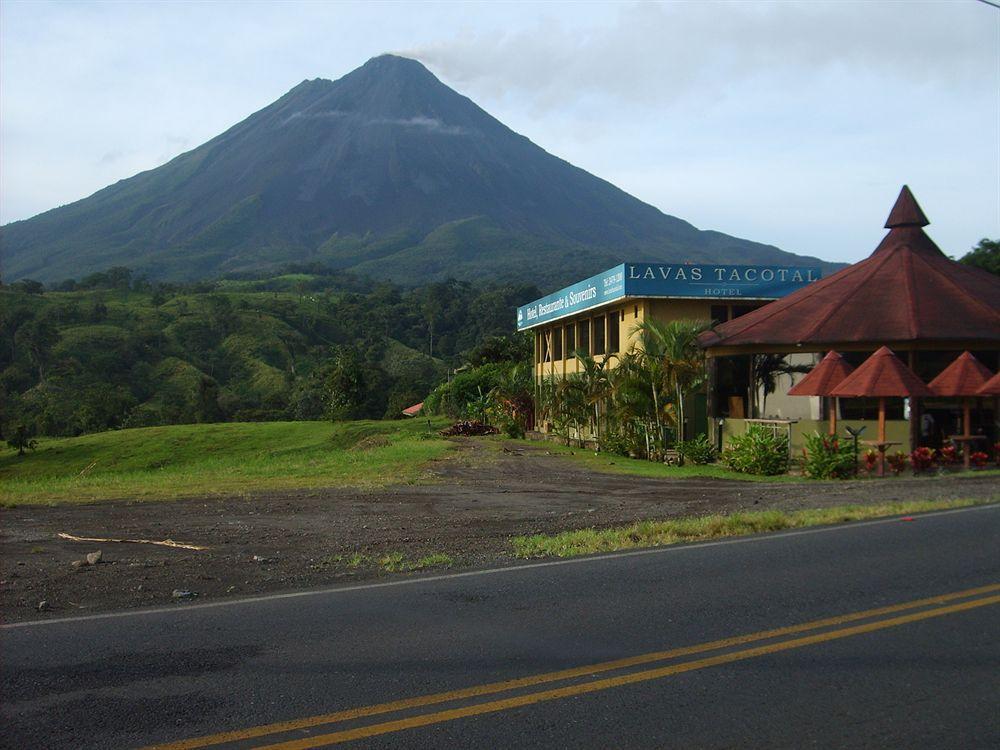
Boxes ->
[405,2,995,112]
[282,111,469,135]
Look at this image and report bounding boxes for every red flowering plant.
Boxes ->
[970,451,989,469]
[909,447,936,474]
[994,442,1000,466]
[886,452,908,476]
[937,445,959,467]
[862,449,880,474]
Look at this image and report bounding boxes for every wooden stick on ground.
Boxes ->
[57,533,208,551]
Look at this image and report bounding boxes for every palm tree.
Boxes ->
[573,350,613,450]
[633,319,711,444]
[751,354,812,417]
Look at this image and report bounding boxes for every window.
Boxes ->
[541,330,550,363]
[608,312,620,353]
[710,305,730,325]
[593,315,606,355]
[563,323,574,359]
[731,305,758,319]
[577,318,590,354]
[552,325,563,361]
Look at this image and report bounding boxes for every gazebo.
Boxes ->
[928,352,994,468]
[787,351,854,435]
[829,347,933,475]
[700,186,1000,453]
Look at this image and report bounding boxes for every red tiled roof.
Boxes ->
[978,371,1000,397]
[401,402,424,416]
[829,346,933,398]
[927,351,994,397]
[787,350,854,396]
[700,187,1000,350]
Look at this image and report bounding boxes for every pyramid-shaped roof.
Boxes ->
[978,371,1000,397]
[830,346,934,398]
[788,351,855,396]
[927,351,994,397]
[700,186,1000,350]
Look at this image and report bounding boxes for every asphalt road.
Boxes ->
[3,503,999,749]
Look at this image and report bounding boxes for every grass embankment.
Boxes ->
[511,498,994,558]
[0,418,451,506]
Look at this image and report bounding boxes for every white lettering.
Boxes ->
[791,271,803,282]
[761,269,774,281]
[691,268,702,280]
[744,269,757,281]
[676,268,687,280]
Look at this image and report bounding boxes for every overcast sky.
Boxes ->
[2,0,997,264]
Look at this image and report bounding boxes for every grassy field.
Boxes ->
[511,498,994,558]
[0,418,452,506]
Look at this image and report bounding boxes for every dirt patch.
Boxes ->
[2,438,996,623]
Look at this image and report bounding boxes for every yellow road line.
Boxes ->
[256,593,1000,749]
[142,583,1000,750]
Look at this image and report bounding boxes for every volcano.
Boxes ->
[1,54,831,285]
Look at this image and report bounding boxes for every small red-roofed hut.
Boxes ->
[830,347,933,474]
[788,351,854,434]
[979,371,1000,397]
[928,352,994,467]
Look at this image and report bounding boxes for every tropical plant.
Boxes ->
[676,434,717,465]
[486,361,534,437]
[970,451,989,469]
[573,350,613,450]
[632,318,711,445]
[910,447,936,473]
[801,432,855,479]
[723,423,788,475]
[862,449,880,475]
[886,452,908,476]
[751,354,812,418]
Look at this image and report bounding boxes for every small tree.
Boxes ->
[7,425,38,456]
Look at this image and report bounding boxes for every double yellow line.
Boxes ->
[146,583,1000,750]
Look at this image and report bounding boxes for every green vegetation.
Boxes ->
[801,432,856,479]
[676,435,718,465]
[0,418,451,505]
[536,319,711,460]
[323,550,454,573]
[512,439,801,483]
[958,238,999,276]
[722,423,790,476]
[1,268,537,437]
[511,498,994,558]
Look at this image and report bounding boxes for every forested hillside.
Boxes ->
[0,266,537,437]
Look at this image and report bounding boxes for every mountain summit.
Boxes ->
[1,54,830,284]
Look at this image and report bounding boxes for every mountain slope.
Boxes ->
[1,54,831,285]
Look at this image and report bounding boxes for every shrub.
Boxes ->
[676,434,717,465]
[723,424,788,476]
[938,445,959,467]
[801,432,855,479]
[862,449,880,475]
[910,447,936,473]
[886,452,908,475]
[970,451,989,468]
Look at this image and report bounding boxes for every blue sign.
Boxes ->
[517,262,821,330]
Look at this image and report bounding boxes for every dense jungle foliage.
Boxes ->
[0,265,538,437]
